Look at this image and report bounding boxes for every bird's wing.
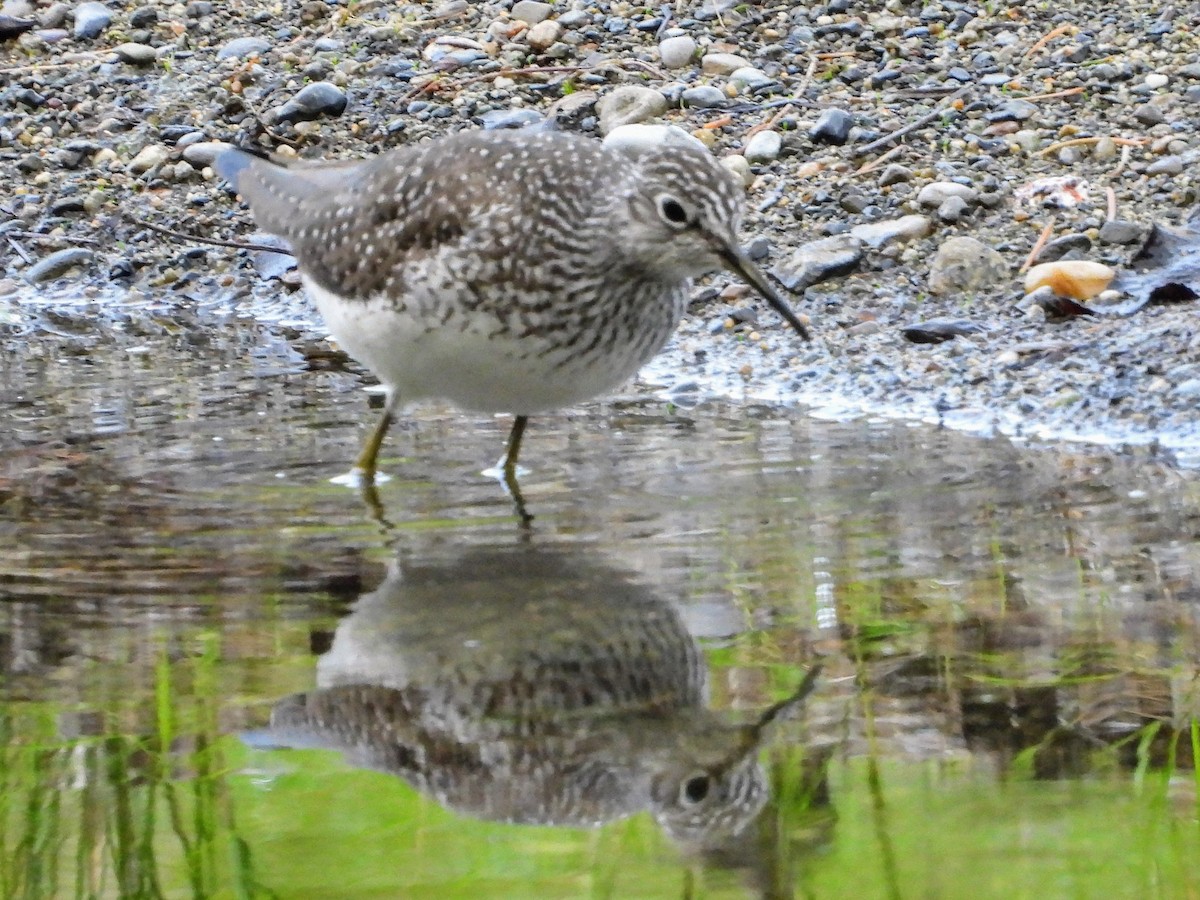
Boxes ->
[219,143,474,299]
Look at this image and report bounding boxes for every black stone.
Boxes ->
[809,108,853,145]
[274,81,348,123]
[902,319,984,344]
[129,7,158,27]
[1034,233,1092,263]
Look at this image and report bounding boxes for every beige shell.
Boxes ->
[1023,260,1115,300]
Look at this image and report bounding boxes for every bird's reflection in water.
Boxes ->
[263,542,822,856]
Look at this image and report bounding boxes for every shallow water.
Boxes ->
[2,321,1199,898]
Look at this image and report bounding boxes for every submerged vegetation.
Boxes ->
[0,644,266,900]
[2,616,1199,898]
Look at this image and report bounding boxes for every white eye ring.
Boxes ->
[656,194,691,228]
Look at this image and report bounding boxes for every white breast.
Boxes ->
[305,276,669,414]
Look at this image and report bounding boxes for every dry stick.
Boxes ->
[1020,220,1055,272]
[744,103,793,138]
[618,58,667,79]
[0,52,105,75]
[756,183,787,213]
[894,86,965,98]
[399,64,560,104]
[1039,135,1146,156]
[423,3,471,20]
[1110,143,1133,178]
[798,52,818,91]
[399,59,663,106]
[235,92,304,150]
[6,236,32,266]
[853,85,970,158]
[855,143,904,176]
[746,54,816,140]
[400,68,537,105]
[1017,86,1086,103]
[2,229,103,247]
[1105,186,1117,221]
[1024,23,1077,57]
[129,216,293,254]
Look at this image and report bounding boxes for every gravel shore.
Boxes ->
[3,0,1198,464]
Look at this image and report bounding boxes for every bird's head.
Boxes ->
[615,143,810,340]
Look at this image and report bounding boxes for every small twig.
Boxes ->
[425,2,471,20]
[234,92,304,150]
[2,229,103,247]
[855,143,904,175]
[1016,86,1086,103]
[6,236,33,266]
[796,52,818,96]
[0,52,105,75]
[1079,55,1120,68]
[399,64,580,104]
[745,56,812,140]
[756,182,787,213]
[617,58,668,79]
[1039,135,1146,156]
[702,114,734,129]
[892,86,964,98]
[853,85,969,158]
[1105,186,1117,221]
[745,103,793,139]
[1020,220,1055,272]
[129,216,292,254]
[1024,23,1077,57]
[399,59,664,106]
[1110,143,1133,178]
[654,7,672,41]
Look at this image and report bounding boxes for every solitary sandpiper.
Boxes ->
[216,128,810,515]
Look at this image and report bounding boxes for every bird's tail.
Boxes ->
[215,146,350,241]
[212,145,261,190]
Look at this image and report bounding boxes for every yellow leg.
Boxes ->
[353,391,399,483]
[503,415,528,480]
[502,416,533,526]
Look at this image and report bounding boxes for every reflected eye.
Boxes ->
[657,195,690,227]
[682,774,710,804]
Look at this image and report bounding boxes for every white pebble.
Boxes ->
[743,130,782,163]
[603,123,707,154]
[1145,73,1169,89]
[658,35,697,70]
[701,52,749,75]
[720,154,753,187]
[728,66,771,92]
[128,144,169,174]
[526,19,561,52]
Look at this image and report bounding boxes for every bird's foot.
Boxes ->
[482,462,534,526]
[329,469,394,530]
[330,467,392,488]
[481,462,529,480]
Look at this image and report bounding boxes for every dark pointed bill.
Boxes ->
[719,246,811,341]
[723,663,824,768]
[748,662,822,741]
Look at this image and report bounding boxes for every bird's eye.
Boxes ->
[657,195,690,227]
[682,774,710,804]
